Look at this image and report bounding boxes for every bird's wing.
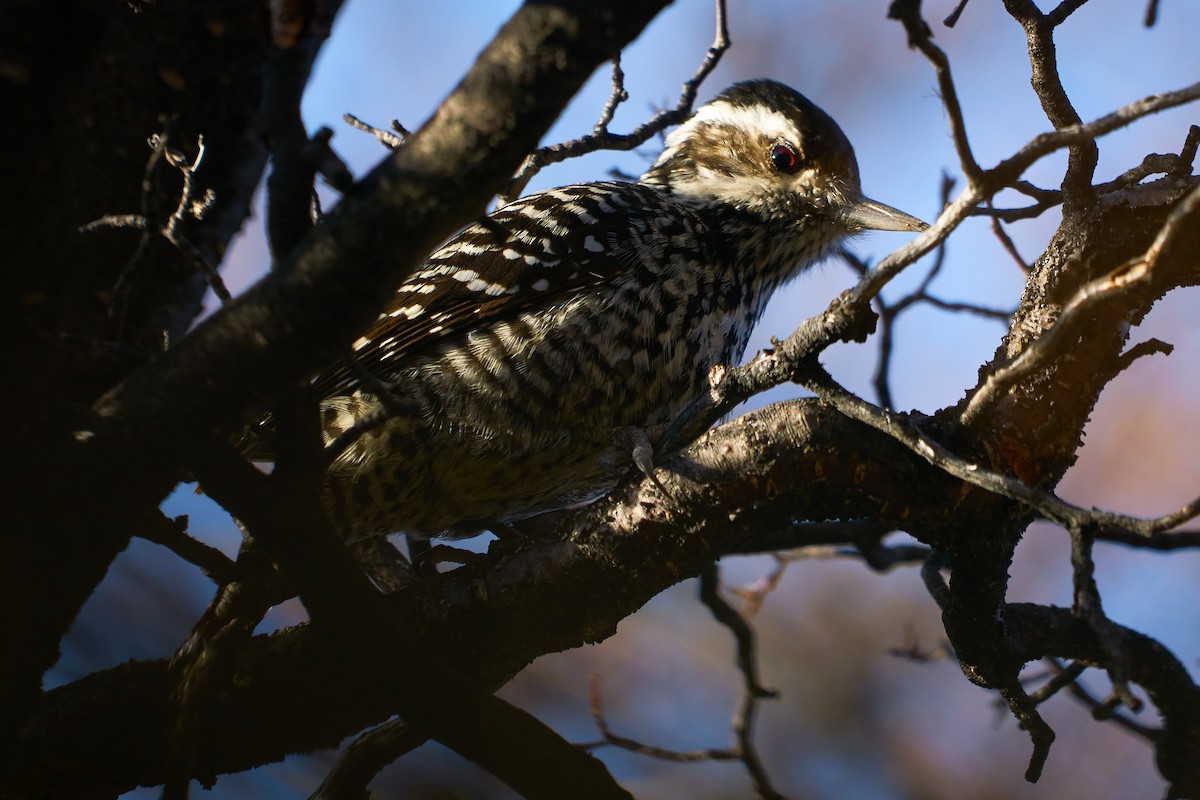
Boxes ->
[311,181,693,400]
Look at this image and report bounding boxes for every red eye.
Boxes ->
[770,142,799,174]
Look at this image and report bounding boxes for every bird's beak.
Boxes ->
[840,196,929,233]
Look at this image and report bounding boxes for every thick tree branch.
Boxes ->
[13,363,1200,795]
[962,182,1200,427]
[0,400,939,796]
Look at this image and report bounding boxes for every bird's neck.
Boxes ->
[697,196,841,288]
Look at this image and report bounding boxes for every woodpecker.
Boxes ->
[310,79,926,541]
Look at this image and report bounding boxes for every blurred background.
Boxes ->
[54,0,1200,797]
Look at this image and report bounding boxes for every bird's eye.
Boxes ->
[769,141,800,174]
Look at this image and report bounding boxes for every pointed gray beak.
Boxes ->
[840,196,929,233]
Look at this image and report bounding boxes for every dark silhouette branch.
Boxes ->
[0,0,670,775]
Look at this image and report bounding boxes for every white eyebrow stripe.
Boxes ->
[666,101,802,149]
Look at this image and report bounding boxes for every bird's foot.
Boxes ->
[616,426,674,501]
[410,540,488,574]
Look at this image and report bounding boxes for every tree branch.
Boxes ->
[961,182,1200,428]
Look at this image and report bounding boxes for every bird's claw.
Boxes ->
[619,426,674,501]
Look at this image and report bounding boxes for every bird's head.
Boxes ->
[641,79,926,236]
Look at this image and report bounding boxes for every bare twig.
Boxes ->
[975,180,1063,221]
[729,679,785,800]
[1179,124,1200,170]
[733,519,894,551]
[1095,526,1200,551]
[1042,659,1159,740]
[1046,0,1092,26]
[311,719,427,800]
[846,541,933,571]
[1003,0,1098,203]
[973,203,1052,222]
[593,56,629,134]
[1110,337,1174,379]
[1107,152,1195,191]
[727,556,789,618]
[987,205,1032,272]
[1027,658,1086,703]
[308,127,354,193]
[699,563,777,700]
[1144,0,1160,26]
[584,674,740,762]
[81,129,231,320]
[1012,179,1061,202]
[582,565,788,798]
[344,113,407,149]
[847,176,1009,409]
[725,519,919,566]
[1069,525,1143,713]
[993,87,1195,204]
[976,125,1197,221]
[1143,0,1162,26]
[890,630,954,662]
[500,0,729,202]
[888,0,982,183]
[920,551,951,610]
[943,0,971,27]
[700,563,784,799]
[79,214,151,233]
[85,124,172,314]
[918,296,1013,320]
[805,365,1200,539]
[160,136,229,303]
[265,22,353,262]
[138,511,236,585]
[841,248,895,409]
[998,682,1056,782]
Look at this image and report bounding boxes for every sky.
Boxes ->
[51,1,1200,797]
